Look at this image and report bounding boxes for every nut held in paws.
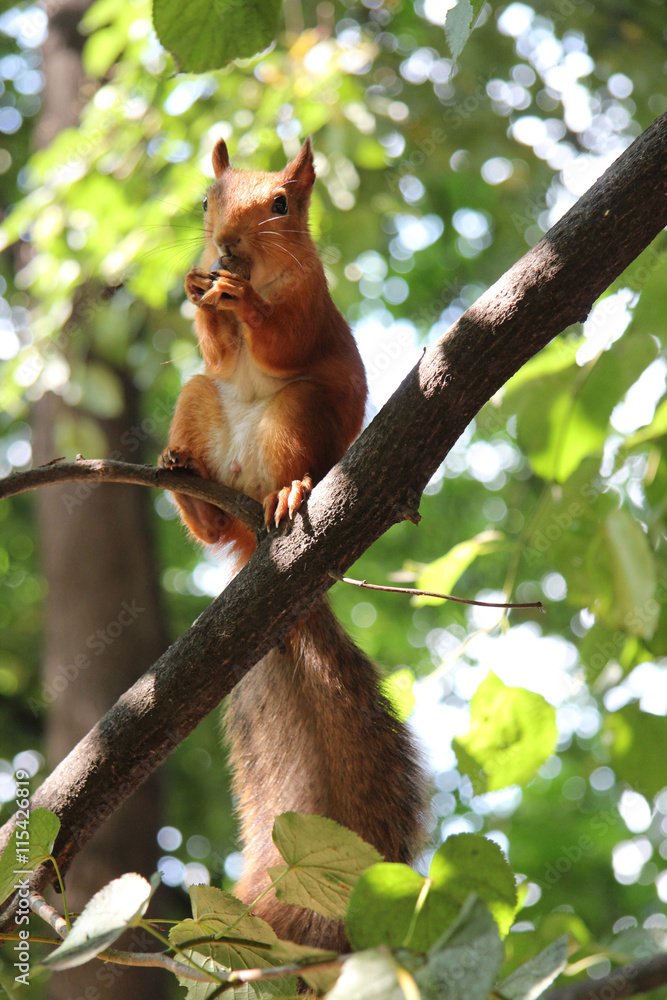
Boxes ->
[210,256,251,281]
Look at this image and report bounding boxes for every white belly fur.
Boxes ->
[206,345,287,501]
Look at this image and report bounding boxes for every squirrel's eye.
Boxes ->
[272,194,288,215]
[202,196,208,213]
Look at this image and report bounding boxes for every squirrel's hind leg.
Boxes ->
[158,444,228,544]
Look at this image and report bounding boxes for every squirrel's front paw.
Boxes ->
[185,267,214,306]
[200,271,247,308]
[159,446,208,479]
[264,475,313,528]
[200,272,268,325]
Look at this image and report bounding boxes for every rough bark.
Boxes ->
[0,112,664,926]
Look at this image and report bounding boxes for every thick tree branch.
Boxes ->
[542,954,667,1000]
[1,112,666,929]
[0,458,265,535]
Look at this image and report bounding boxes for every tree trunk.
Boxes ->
[33,2,170,997]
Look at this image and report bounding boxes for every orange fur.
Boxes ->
[163,137,366,548]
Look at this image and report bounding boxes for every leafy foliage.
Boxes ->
[1,811,573,999]
[347,832,518,950]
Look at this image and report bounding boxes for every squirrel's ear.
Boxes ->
[212,139,230,178]
[285,136,315,190]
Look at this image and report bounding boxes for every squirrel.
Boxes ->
[160,137,427,951]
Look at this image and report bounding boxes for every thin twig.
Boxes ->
[224,954,345,984]
[98,948,215,981]
[0,458,265,536]
[333,574,544,611]
[28,892,67,938]
[26,891,215,983]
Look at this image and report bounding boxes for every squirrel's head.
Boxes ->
[201,138,317,281]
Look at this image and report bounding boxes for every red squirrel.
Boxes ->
[161,138,426,950]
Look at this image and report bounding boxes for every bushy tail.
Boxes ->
[225,597,428,950]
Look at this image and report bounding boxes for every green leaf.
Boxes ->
[597,508,658,639]
[347,834,518,951]
[41,872,157,970]
[429,834,518,937]
[170,883,335,998]
[346,863,452,952]
[497,935,568,1000]
[416,896,504,1000]
[603,703,667,800]
[276,940,341,995]
[505,334,657,483]
[326,949,421,1000]
[83,25,128,78]
[519,457,619,611]
[453,673,558,794]
[503,338,583,393]
[445,0,473,60]
[152,0,282,73]
[171,884,279,968]
[268,812,382,921]
[171,884,338,998]
[577,623,634,684]
[626,250,667,341]
[0,808,60,906]
[414,531,504,606]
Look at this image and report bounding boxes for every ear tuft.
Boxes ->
[285,136,315,190]
[212,139,230,179]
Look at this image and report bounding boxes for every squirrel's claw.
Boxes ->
[288,475,313,519]
[263,475,313,529]
[185,267,214,306]
[159,446,208,478]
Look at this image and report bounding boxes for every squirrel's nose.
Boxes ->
[217,236,241,256]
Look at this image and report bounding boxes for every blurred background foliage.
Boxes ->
[0,0,666,994]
